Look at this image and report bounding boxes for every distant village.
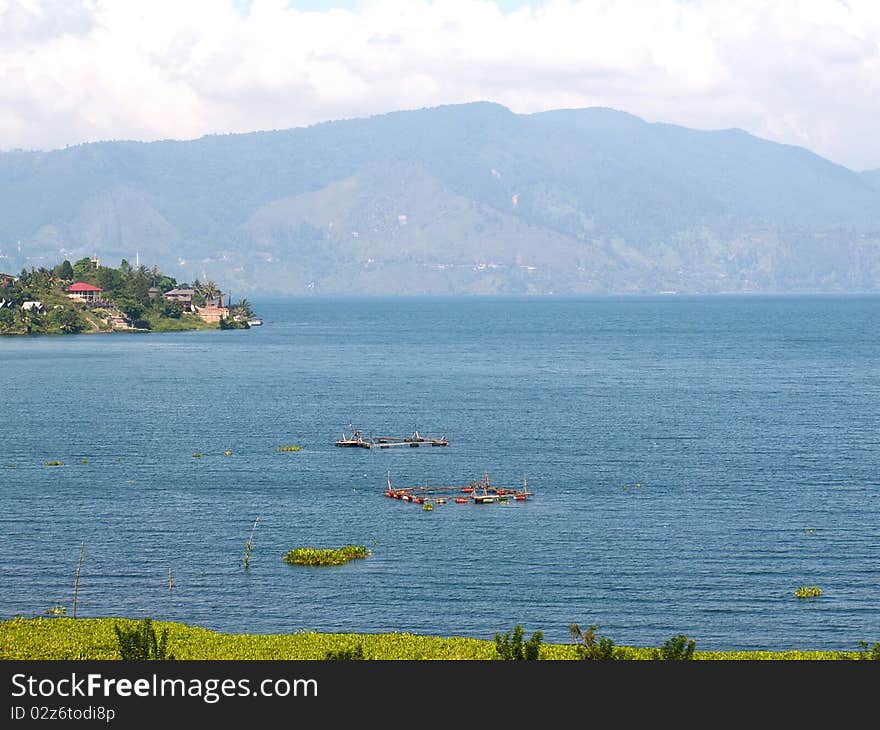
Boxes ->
[0,257,257,335]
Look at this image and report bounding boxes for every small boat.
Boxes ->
[454,497,468,504]
[336,427,370,448]
[513,476,533,501]
[471,490,497,504]
[247,318,263,326]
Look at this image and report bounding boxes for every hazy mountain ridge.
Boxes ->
[1,102,879,294]
[862,169,880,192]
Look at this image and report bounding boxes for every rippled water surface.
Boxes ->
[1,295,878,651]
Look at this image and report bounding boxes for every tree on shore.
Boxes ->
[230,298,254,319]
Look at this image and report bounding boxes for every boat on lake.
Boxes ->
[336,428,371,448]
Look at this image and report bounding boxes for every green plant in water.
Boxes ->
[113,618,174,660]
[43,461,64,467]
[857,641,880,660]
[325,644,366,660]
[45,606,67,617]
[276,445,303,452]
[569,623,616,660]
[494,624,543,660]
[655,634,696,660]
[192,452,204,458]
[224,450,233,456]
[283,545,369,567]
[80,459,88,464]
[794,585,823,598]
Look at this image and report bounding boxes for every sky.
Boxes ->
[1,0,879,170]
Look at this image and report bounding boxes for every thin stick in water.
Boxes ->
[243,516,260,569]
[72,542,85,618]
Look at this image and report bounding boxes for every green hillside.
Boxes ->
[0,258,250,335]
[2,102,879,295]
[862,169,880,192]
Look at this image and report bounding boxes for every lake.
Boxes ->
[1,295,878,651]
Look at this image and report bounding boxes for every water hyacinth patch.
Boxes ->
[0,618,867,660]
[283,545,370,567]
[276,445,303,452]
[794,585,823,598]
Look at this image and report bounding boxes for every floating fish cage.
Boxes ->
[383,472,533,507]
[336,428,449,449]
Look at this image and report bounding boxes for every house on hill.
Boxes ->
[163,288,194,312]
[1,272,17,287]
[194,295,229,324]
[66,282,103,303]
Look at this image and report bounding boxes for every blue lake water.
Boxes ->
[1,295,878,652]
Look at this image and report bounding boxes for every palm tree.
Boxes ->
[233,298,254,319]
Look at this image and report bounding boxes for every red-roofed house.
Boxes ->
[66,282,103,303]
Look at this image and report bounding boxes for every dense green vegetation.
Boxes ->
[1,618,875,660]
[0,258,252,335]
[569,623,617,660]
[113,618,174,660]
[283,546,370,567]
[324,644,366,660]
[495,624,543,660]
[655,634,697,660]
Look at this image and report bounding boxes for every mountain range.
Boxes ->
[1,101,879,295]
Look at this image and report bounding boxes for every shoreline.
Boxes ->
[0,618,868,661]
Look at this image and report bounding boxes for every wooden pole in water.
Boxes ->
[243,516,260,569]
[72,542,85,618]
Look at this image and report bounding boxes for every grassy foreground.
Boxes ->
[0,618,861,660]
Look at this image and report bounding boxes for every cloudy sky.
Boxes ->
[1,0,878,170]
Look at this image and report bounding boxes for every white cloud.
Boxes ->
[0,0,879,169]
